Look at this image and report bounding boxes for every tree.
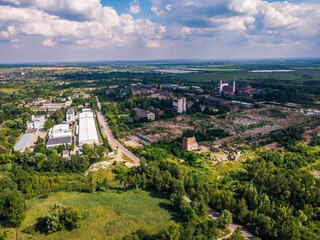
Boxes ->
[142,172,147,189]
[0,189,25,227]
[220,210,232,228]
[163,221,181,240]
[228,226,245,240]
[37,203,83,234]
[44,119,55,130]
[236,198,248,222]
[297,210,307,226]
[63,206,83,230]
[197,196,208,219]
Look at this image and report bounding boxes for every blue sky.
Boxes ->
[0,0,319,63]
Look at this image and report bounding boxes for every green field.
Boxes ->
[174,69,320,86]
[19,190,177,240]
[0,88,18,95]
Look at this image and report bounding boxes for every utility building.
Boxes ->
[78,109,99,145]
[66,108,76,122]
[173,97,187,113]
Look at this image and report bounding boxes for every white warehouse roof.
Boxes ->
[14,133,33,152]
[48,124,71,138]
[78,109,99,145]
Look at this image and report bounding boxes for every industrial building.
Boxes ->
[78,109,99,145]
[135,108,156,121]
[46,124,72,148]
[66,108,76,122]
[182,137,198,151]
[27,115,45,130]
[149,107,164,116]
[173,97,187,113]
[37,101,72,112]
[218,76,257,97]
[13,133,34,152]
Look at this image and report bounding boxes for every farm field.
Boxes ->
[19,190,177,240]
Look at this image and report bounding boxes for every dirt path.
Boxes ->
[184,195,255,240]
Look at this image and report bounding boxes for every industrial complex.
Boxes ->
[13,105,100,154]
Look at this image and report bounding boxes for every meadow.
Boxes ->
[19,190,177,240]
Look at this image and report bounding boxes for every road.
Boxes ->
[184,195,255,240]
[95,96,140,166]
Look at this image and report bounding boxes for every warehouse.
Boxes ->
[46,124,72,148]
[13,133,33,152]
[78,109,99,145]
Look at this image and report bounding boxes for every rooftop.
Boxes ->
[14,133,33,152]
[46,136,72,147]
[66,108,75,115]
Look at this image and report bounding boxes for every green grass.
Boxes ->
[0,88,17,95]
[19,190,176,240]
[122,153,134,163]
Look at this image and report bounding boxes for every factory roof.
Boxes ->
[52,124,70,132]
[78,109,99,145]
[14,133,33,152]
[134,107,152,115]
[66,108,75,115]
[46,136,72,147]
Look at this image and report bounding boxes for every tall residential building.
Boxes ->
[173,97,187,113]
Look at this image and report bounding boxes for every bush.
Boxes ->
[36,203,83,234]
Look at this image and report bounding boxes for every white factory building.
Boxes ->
[27,115,45,130]
[78,109,99,146]
[66,108,76,122]
[46,124,72,148]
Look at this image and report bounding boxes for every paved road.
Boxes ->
[184,195,255,240]
[95,96,140,166]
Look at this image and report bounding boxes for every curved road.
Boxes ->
[95,96,140,166]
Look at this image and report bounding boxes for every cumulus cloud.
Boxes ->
[43,39,55,47]
[0,0,319,62]
[0,0,165,49]
[130,0,141,14]
[151,0,320,46]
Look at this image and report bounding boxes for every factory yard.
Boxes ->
[122,106,309,153]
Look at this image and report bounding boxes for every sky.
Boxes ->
[0,0,319,63]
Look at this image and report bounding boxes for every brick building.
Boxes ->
[182,137,198,151]
[134,108,156,121]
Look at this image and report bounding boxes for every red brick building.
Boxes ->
[182,137,198,151]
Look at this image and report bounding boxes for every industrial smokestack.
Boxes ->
[219,76,223,93]
[233,76,236,92]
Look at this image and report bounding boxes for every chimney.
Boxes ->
[219,76,223,93]
[233,76,236,92]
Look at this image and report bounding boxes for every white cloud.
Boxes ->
[150,0,320,46]
[130,0,141,14]
[0,0,165,49]
[43,39,55,47]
